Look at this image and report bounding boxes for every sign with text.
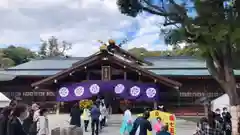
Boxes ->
[180,92,223,97]
[102,66,111,81]
[2,91,55,97]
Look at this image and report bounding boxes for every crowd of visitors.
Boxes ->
[120,105,171,135]
[69,98,108,135]
[194,107,232,135]
[0,97,109,135]
[0,100,49,135]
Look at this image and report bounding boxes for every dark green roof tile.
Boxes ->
[0,70,61,76]
[144,56,206,68]
[150,69,240,76]
[8,58,83,70]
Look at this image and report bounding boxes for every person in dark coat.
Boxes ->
[222,107,232,135]
[23,107,34,135]
[7,103,29,135]
[0,106,12,135]
[9,98,17,108]
[90,103,101,135]
[70,103,82,127]
[215,108,223,123]
[130,111,152,135]
[156,125,171,135]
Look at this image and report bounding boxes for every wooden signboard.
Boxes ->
[102,66,111,81]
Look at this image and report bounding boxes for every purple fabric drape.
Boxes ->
[57,80,159,102]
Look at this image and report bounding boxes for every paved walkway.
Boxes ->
[48,114,196,135]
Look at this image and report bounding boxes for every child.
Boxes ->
[154,117,164,132]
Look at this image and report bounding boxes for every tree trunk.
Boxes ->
[218,73,240,135]
[230,105,240,135]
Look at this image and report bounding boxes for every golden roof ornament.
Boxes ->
[100,44,107,51]
[98,40,108,51]
[108,39,116,45]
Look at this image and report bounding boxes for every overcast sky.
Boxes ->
[0,0,173,56]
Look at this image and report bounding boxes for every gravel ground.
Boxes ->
[48,114,196,135]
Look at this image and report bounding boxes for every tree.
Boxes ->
[39,36,72,58]
[3,46,36,65]
[117,0,240,134]
[0,49,15,68]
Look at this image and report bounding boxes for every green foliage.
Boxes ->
[0,50,15,68]
[39,36,72,58]
[2,46,36,65]
[116,0,142,17]
[128,46,200,57]
[116,0,240,66]
[117,0,240,105]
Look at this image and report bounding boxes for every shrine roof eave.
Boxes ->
[0,73,16,81]
[116,47,153,66]
[31,51,181,89]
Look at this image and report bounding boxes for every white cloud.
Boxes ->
[0,0,168,56]
[124,14,168,51]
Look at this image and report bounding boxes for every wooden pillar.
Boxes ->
[56,102,60,115]
[124,72,127,80]
[86,71,89,80]
[154,101,158,110]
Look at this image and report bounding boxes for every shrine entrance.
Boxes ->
[31,41,181,114]
[57,80,159,113]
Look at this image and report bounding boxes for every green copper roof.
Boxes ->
[3,56,239,76]
[144,56,206,68]
[8,57,84,70]
[0,70,60,76]
[9,56,205,70]
[1,69,240,76]
[150,69,240,76]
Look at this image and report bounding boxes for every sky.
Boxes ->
[0,0,174,56]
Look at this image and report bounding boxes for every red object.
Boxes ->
[169,127,174,134]
[169,115,175,121]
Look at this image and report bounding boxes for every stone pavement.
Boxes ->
[48,114,196,135]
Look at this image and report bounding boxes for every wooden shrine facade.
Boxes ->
[1,41,240,114]
[28,50,181,113]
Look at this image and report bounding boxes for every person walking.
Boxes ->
[32,103,40,122]
[120,107,133,135]
[195,111,223,135]
[7,104,29,135]
[37,108,49,135]
[130,111,152,135]
[222,107,232,135]
[99,102,107,129]
[70,103,82,127]
[0,106,12,135]
[154,117,164,133]
[83,107,90,132]
[90,103,101,135]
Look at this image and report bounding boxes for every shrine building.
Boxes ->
[1,40,240,115]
